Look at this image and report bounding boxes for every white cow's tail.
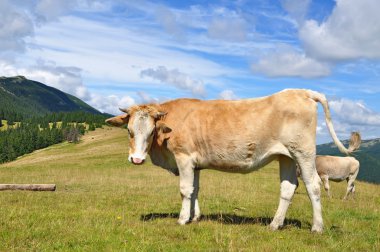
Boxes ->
[308,90,360,155]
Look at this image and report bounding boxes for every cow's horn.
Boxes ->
[119,108,129,114]
[155,111,167,118]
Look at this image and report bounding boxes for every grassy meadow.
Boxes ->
[0,127,379,251]
[0,120,89,131]
[0,120,21,131]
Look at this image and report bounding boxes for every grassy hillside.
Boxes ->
[318,138,380,184]
[0,76,101,120]
[0,127,379,251]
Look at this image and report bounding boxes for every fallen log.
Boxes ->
[0,184,56,191]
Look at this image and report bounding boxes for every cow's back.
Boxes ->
[316,156,354,181]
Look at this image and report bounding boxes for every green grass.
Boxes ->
[0,127,379,251]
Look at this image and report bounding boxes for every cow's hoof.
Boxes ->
[177,218,190,225]
[269,222,280,231]
[311,225,323,233]
[192,215,201,222]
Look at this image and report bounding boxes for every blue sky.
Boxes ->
[0,0,379,143]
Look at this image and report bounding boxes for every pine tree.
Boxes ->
[78,124,86,135]
[7,119,14,126]
[88,123,96,131]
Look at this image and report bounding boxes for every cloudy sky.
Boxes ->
[0,0,380,143]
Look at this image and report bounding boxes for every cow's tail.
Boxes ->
[307,90,361,155]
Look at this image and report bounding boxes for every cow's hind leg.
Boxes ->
[176,155,195,225]
[270,156,298,231]
[298,154,323,233]
[320,175,331,198]
[344,169,359,200]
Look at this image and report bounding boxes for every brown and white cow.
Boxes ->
[106,89,357,233]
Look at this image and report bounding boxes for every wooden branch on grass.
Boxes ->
[0,184,56,191]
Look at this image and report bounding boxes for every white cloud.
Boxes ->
[254,0,380,79]
[137,91,160,104]
[299,0,380,61]
[218,90,238,100]
[89,94,135,115]
[155,6,184,40]
[316,124,325,135]
[0,0,81,54]
[251,46,330,78]
[329,98,380,126]
[140,66,206,96]
[25,15,238,87]
[35,0,79,22]
[0,0,34,52]
[281,0,311,25]
[205,7,248,42]
[208,17,247,42]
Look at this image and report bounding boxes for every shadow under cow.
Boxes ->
[140,213,303,229]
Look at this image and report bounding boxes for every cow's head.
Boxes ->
[105,105,171,165]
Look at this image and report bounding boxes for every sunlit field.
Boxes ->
[0,127,379,251]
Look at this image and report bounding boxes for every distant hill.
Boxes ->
[0,76,101,120]
[318,138,380,184]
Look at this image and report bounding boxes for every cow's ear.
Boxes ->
[105,114,130,127]
[156,121,172,146]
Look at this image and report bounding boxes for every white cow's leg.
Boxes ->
[298,155,323,233]
[344,169,358,200]
[270,156,297,231]
[176,156,195,225]
[321,175,331,198]
[351,184,356,199]
[191,169,201,222]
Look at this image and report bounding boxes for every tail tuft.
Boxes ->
[348,132,361,153]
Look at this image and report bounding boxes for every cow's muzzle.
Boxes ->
[131,157,145,165]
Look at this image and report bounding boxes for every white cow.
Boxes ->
[317,155,361,200]
[106,89,359,233]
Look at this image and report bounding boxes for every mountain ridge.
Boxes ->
[0,76,101,120]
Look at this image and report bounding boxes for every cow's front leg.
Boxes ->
[176,156,195,225]
[191,169,201,222]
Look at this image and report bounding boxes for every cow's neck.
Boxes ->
[149,140,179,176]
